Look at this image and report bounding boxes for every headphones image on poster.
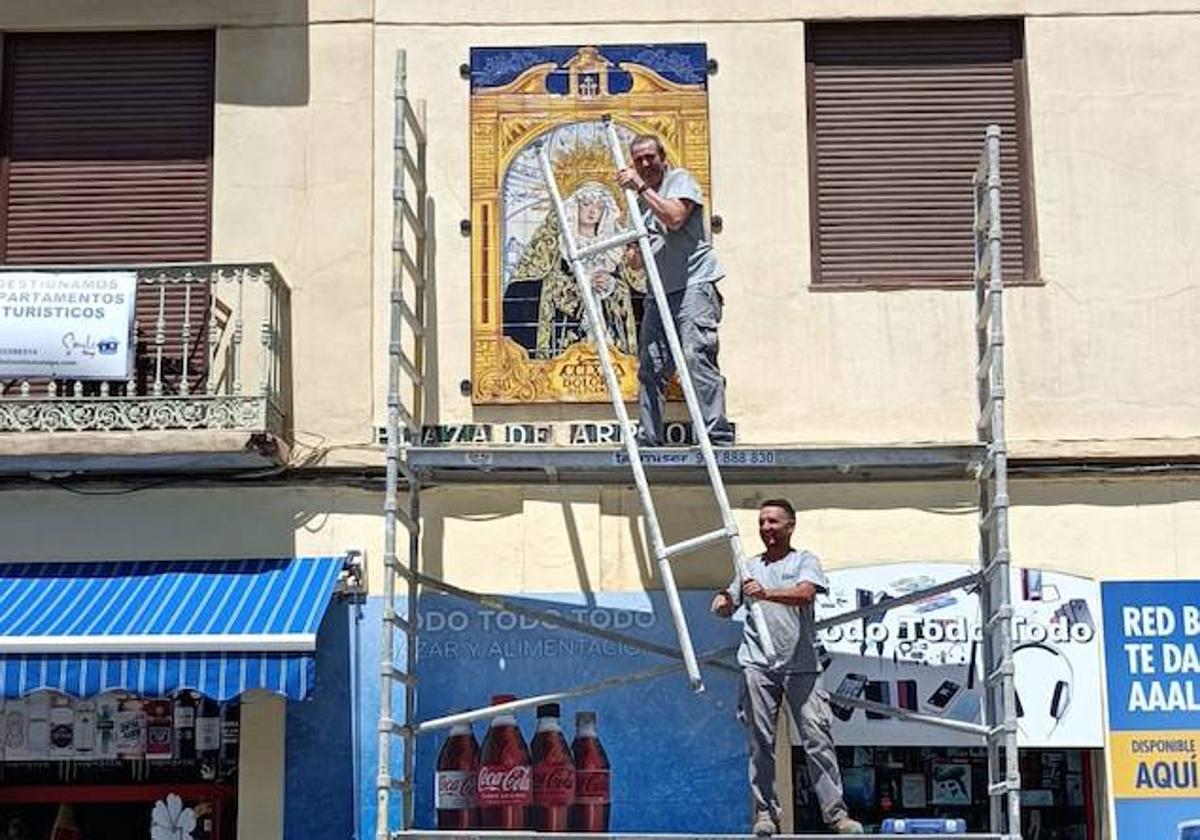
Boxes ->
[1012,641,1074,739]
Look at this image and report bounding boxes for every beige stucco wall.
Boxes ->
[1,477,1195,592]
[0,4,1194,460]
[374,11,1200,456]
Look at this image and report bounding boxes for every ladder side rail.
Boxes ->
[974,124,1020,840]
[534,140,704,692]
[378,49,429,839]
[985,127,1021,840]
[601,116,778,664]
[401,86,429,838]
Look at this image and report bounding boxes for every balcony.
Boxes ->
[0,263,291,475]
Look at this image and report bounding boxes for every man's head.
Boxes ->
[629,134,668,189]
[758,498,796,554]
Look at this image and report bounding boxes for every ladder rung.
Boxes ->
[382,608,414,634]
[398,146,426,193]
[381,664,417,687]
[661,527,733,560]
[981,550,1010,580]
[575,228,640,261]
[985,604,1014,630]
[988,778,1020,796]
[385,557,417,582]
[379,718,414,739]
[378,773,413,791]
[383,504,417,533]
[986,662,1014,686]
[391,291,424,336]
[397,351,423,385]
[394,196,426,240]
[976,344,995,380]
[980,500,1008,531]
[398,95,426,146]
[988,722,1018,739]
[399,248,425,287]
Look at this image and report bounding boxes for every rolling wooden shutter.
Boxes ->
[807,20,1031,287]
[0,31,214,392]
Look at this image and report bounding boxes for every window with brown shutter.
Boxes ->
[0,30,214,393]
[807,19,1036,288]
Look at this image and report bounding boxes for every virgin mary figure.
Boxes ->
[503,181,645,359]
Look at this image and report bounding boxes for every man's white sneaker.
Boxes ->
[752,812,777,836]
[830,815,865,834]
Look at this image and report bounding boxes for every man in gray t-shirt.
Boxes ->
[616,134,733,447]
[712,499,863,835]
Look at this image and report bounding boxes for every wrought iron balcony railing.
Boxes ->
[0,263,290,437]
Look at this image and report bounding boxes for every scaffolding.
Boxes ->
[374,52,1018,837]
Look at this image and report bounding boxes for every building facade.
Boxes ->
[1,1,1198,838]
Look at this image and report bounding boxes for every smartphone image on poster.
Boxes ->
[896,679,918,711]
[865,680,891,720]
[925,679,963,714]
[1066,598,1095,632]
[831,672,868,721]
[1022,569,1043,601]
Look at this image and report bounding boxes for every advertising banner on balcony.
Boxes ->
[1102,580,1200,839]
[0,270,136,380]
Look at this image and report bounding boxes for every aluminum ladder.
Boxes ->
[377,50,429,840]
[533,115,777,693]
[973,125,1021,840]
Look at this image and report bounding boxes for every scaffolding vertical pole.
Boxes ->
[378,49,428,840]
[974,124,1020,840]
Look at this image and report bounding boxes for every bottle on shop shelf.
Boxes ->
[74,701,97,759]
[173,691,197,762]
[48,696,75,759]
[531,703,575,832]
[435,719,479,829]
[145,700,173,760]
[95,695,119,760]
[115,698,146,759]
[476,694,532,830]
[569,711,610,833]
[195,697,221,780]
[219,702,240,779]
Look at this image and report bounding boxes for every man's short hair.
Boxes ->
[759,498,796,520]
[630,133,667,160]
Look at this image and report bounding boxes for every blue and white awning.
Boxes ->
[0,557,345,700]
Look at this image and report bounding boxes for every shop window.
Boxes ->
[0,691,239,840]
[806,20,1037,288]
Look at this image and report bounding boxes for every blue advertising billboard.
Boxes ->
[1102,581,1200,838]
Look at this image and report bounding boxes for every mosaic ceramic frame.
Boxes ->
[469,43,712,403]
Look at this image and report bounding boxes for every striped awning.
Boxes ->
[0,557,345,700]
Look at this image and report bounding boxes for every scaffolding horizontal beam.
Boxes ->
[406,444,984,485]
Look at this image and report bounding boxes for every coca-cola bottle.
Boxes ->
[476,694,531,829]
[569,711,610,832]
[435,721,478,829]
[531,703,575,832]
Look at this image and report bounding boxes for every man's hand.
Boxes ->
[616,167,645,194]
[742,578,769,601]
[711,591,735,618]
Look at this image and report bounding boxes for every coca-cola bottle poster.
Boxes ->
[409,590,745,833]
